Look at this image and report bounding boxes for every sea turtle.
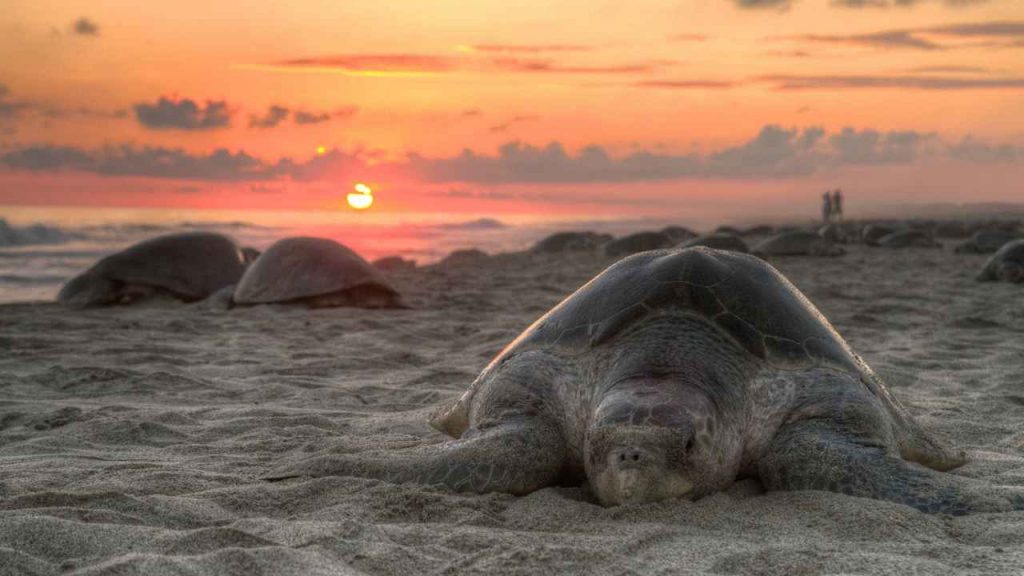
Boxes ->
[372,255,417,272]
[605,232,674,258]
[753,230,844,257]
[57,232,249,308]
[679,233,749,253]
[660,226,698,243]
[742,225,775,237]
[861,224,897,247]
[954,229,1020,254]
[976,239,1024,283]
[266,247,1021,514]
[714,225,744,236]
[233,236,405,308]
[532,231,612,254]
[877,229,941,249]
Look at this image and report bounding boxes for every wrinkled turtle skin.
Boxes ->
[976,239,1024,283]
[233,236,404,309]
[268,247,1023,515]
[58,232,248,308]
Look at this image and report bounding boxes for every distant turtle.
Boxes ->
[233,237,404,308]
[267,247,1024,514]
[604,232,674,258]
[977,239,1024,283]
[659,226,698,243]
[714,225,743,236]
[861,224,897,247]
[435,248,490,269]
[742,225,775,237]
[934,221,972,239]
[58,232,248,308]
[372,255,417,272]
[818,223,847,244]
[532,231,612,253]
[954,230,1019,254]
[877,229,941,249]
[753,230,844,257]
[679,233,749,253]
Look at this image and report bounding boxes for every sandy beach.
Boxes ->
[2,241,1023,575]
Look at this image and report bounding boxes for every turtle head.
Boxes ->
[585,382,737,506]
[57,272,121,308]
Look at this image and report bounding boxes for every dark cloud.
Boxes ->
[795,31,944,50]
[489,115,540,133]
[0,126,1012,183]
[762,73,1024,89]
[134,97,231,130]
[249,105,289,128]
[778,20,1024,52]
[272,53,659,77]
[293,110,332,125]
[948,137,1020,161]
[249,105,356,128]
[72,17,99,36]
[0,85,29,119]
[733,0,793,8]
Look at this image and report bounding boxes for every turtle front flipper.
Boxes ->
[758,419,1024,515]
[263,418,567,496]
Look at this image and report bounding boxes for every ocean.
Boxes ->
[0,205,705,304]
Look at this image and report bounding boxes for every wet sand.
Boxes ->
[1,243,1023,575]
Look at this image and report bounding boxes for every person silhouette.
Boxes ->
[822,191,833,224]
[833,189,843,221]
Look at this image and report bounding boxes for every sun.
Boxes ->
[347,183,374,210]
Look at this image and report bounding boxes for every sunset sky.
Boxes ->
[1,0,1022,221]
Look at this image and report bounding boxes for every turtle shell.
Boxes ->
[57,232,247,306]
[977,239,1024,282]
[753,230,832,256]
[487,247,860,374]
[233,236,399,305]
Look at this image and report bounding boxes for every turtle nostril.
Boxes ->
[631,453,640,461]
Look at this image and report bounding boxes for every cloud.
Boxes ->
[761,73,1024,89]
[0,126,1014,183]
[468,44,591,53]
[733,0,793,8]
[249,105,289,128]
[948,136,1021,161]
[72,17,99,36]
[0,85,29,119]
[134,97,231,130]
[833,0,990,7]
[794,31,944,50]
[293,110,332,125]
[488,115,540,133]
[278,54,458,74]
[778,20,1024,52]
[636,79,739,89]
[249,105,356,128]
[258,52,661,78]
[488,57,655,75]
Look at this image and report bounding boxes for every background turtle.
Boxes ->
[954,229,1020,254]
[976,239,1024,283]
[679,232,749,253]
[532,231,612,254]
[266,247,1021,514]
[659,226,698,243]
[58,232,248,308]
[753,230,844,257]
[861,224,897,246]
[877,229,941,249]
[233,236,405,308]
[604,231,675,257]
